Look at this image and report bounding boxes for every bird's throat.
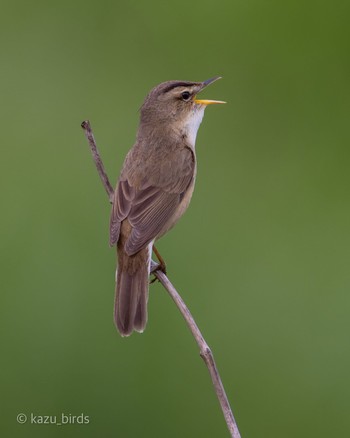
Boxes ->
[182,106,205,148]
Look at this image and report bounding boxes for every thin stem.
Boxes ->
[81,120,114,203]
[150,262,241,438]
[81,120,242,438]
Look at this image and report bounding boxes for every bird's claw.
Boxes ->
[150,260,167,284]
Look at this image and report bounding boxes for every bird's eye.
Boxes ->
[181,91,191,101]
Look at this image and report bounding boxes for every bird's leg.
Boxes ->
[150,245,167,284]
[152,245,167,274]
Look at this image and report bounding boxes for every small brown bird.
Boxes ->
[110,77,225,336]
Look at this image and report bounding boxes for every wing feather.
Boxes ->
[109,145,195,252]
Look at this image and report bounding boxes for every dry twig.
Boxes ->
[81,120,241,438]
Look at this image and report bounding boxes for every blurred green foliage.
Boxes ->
[1,1,349,437]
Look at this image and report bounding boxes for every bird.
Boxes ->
[109,77,225,336]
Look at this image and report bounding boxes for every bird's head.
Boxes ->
[139,77,225,145]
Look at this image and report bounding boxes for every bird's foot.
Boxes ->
[150,258,167,284]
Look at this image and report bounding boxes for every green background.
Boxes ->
[1,1,349,437]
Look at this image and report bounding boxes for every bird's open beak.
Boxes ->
[194,76,226,105]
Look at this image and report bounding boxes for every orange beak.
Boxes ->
[194,99,226,105]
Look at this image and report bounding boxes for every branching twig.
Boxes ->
[150,261,241,438]
[81,120,114,203]
[81,120,242,438]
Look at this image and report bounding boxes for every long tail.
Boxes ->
[114,245,150,336]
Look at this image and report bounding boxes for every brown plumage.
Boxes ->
[110,77,224,336]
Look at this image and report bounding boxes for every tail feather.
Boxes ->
[115,246,150,336]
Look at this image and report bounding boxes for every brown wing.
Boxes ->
[109,146,195,255]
